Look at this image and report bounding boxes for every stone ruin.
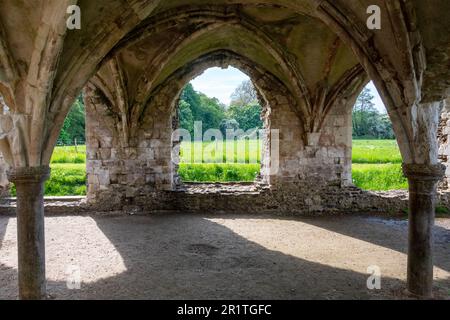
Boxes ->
[0,0,449,299]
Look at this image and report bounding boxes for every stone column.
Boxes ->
[402,163,445,298]
[7,166,50,300]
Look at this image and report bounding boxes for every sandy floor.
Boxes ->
[0,214,449,300]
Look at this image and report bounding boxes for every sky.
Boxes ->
[190,66,387,113]
[190,67,250,106]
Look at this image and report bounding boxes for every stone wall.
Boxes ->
[83,72,365,213]
[438,98,450,190]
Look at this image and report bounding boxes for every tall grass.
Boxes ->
[352,140,402,164]
[179,140,262,164]
[51,145,86,164]
[352,164,407,191]
[11,163,86,197]
[178,163,260,182]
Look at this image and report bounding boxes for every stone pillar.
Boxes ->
[7,166,50,300]
[402,163,445,298]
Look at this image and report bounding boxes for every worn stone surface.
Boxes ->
[438,99,450,189]
[1,214,449,300]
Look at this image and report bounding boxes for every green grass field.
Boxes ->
[352,163,407,190]
[23,139,407,196]
[178,163,261,182]
[11,163,86,197]
[179,140,261,164]
[51,145,86,164]
[352,140,402,164]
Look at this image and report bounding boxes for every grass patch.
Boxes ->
[436,206,450,216]
[180,140,262,164]
[10,164,87,197]
[352,140,402,164]
[51,145,86,164]
[178,163,260,182]
[352,163,407,191]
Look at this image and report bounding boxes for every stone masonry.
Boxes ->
[0,1,449,299]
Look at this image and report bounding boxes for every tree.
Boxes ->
[178,84,226,136]
[352,87,394,139]
[179,100,194,135]
[230,80,258,107]
[228,103,263,131]
[353,87,376,137]
[58,95,86,145]
[177,80,264,138]
[220,119,240,135]
[180,83,201,118]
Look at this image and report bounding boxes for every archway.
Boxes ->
[174,67,266,185]
[1,1,449,299]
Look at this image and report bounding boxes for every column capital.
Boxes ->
[7,166,51,184]
[402,163,445,181]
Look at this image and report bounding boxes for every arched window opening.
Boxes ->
[173,67,267,185]
[351,82,407,191]
[43,95,87,197]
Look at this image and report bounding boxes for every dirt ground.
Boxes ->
[0,213,449,300]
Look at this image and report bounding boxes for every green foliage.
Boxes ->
[44,164,87,196]
[178,163,260,182]
[435,206,450,216]
[352,140,402,164]
[352,88,394,139]
[178,81,262,137]
[227,103,263,132]
[220,119,240,135]
[178,84,226,136]
[10,164,86,197]
[179,140,261,164]
[352,164,408,191]
[51,145,86,164]
[179,100,194,135]
[58,95,86,145]
[197,92,226,132]
[180,83,201,115]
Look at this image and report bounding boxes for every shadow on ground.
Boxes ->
[281,215,450,273]
[0,214,448,300]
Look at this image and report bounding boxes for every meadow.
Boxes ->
[10,140,407,196]
[351,139,407,190]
